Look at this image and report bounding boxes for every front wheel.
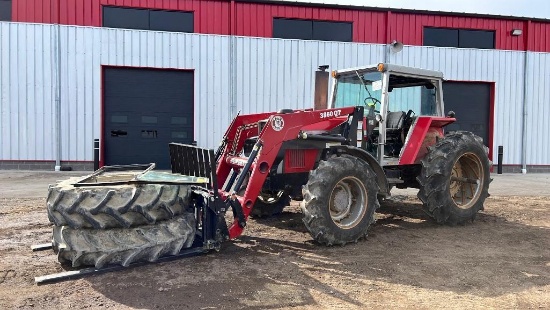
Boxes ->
[302,155,380,245]
[417,131,491,224]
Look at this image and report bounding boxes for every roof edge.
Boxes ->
[237,0,550,23]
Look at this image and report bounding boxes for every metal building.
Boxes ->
[0,0,549,172]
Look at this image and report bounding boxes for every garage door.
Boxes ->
[443,82,491,145]
[103,67,194,169]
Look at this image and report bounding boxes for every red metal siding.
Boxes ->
[233,2,387,43]
[12,0,230,34]
[390,12,527,51]
[10,0,550,52]
[529,22,550,52]
[13,0,59,23]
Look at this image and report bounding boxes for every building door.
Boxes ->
[103,67,194,169]
[443,82,491,145]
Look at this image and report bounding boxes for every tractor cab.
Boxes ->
[330,63,447,165]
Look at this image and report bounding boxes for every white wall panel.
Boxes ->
[1,22,549,167]
[233,36,385,114]
[525,52,550,165]
[1,23,231,161]
[59,26,231,160]
[0,23,56,160]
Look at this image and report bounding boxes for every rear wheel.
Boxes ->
[302,155,379,245]
[250,190,291,218]
[417,131,491,224]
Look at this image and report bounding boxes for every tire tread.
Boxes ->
[53,213,196,268]
[47,176,191,229]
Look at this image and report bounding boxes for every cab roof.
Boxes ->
[333,63,444,80]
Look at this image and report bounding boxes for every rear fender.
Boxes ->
[399,116,455,165]
[330,145,390,196]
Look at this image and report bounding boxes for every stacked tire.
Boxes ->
[47,177,197,269]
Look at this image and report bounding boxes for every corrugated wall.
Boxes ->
[14,0,550,53]
[529,22,550,53]
[62,25,232,160]
[13,0,231,34]
[1,22,550,166]
[0,22,231,161]
[233,2,387,43]
[0,23,56,160]
[388,45,527,164]
[389,12,527,51]
[525,52,550,165]
[233,36,384,113]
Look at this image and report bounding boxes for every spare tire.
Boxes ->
[47,177,191,229]
[53,212,196,269]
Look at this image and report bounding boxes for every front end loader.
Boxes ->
[36,63,491,284]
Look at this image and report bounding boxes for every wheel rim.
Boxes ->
[449,152,484,209]
[329,176,367,229]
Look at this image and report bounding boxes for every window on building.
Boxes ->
[273,18,312,40]
[103,6,194,33]
[273,18,352,42]
[0,0,12,22]
[149,10,193,32]
[458,29,495,49]
[423,27,495,49]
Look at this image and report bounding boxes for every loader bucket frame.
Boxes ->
[169,143,229,248]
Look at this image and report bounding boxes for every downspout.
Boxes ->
[521,21,531,174]
[53,4,62,171]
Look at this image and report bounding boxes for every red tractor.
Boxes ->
[201,62,491,245]
[42,63,490,281]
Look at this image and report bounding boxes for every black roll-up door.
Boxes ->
[443,82,491,145]
[103,67,194,169]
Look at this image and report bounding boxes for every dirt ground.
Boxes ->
[0,172,549,309]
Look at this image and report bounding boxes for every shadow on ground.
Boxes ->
[87,196,550,309]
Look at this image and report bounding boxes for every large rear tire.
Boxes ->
[52,212,196,269]
[47,177,191,229]
[302,155,379,245]
[250,191,291,218]
[417,131,491,225]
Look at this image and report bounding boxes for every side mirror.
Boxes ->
[447,111,456,118]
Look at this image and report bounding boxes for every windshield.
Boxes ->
[333,71,382,110]
[333,72,439,116]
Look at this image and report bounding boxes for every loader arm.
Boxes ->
[217,107,360,239]
[215,111,278,187]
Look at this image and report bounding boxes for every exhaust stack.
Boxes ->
[314,65,329,110]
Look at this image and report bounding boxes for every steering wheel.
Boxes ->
[364,97,381,113]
